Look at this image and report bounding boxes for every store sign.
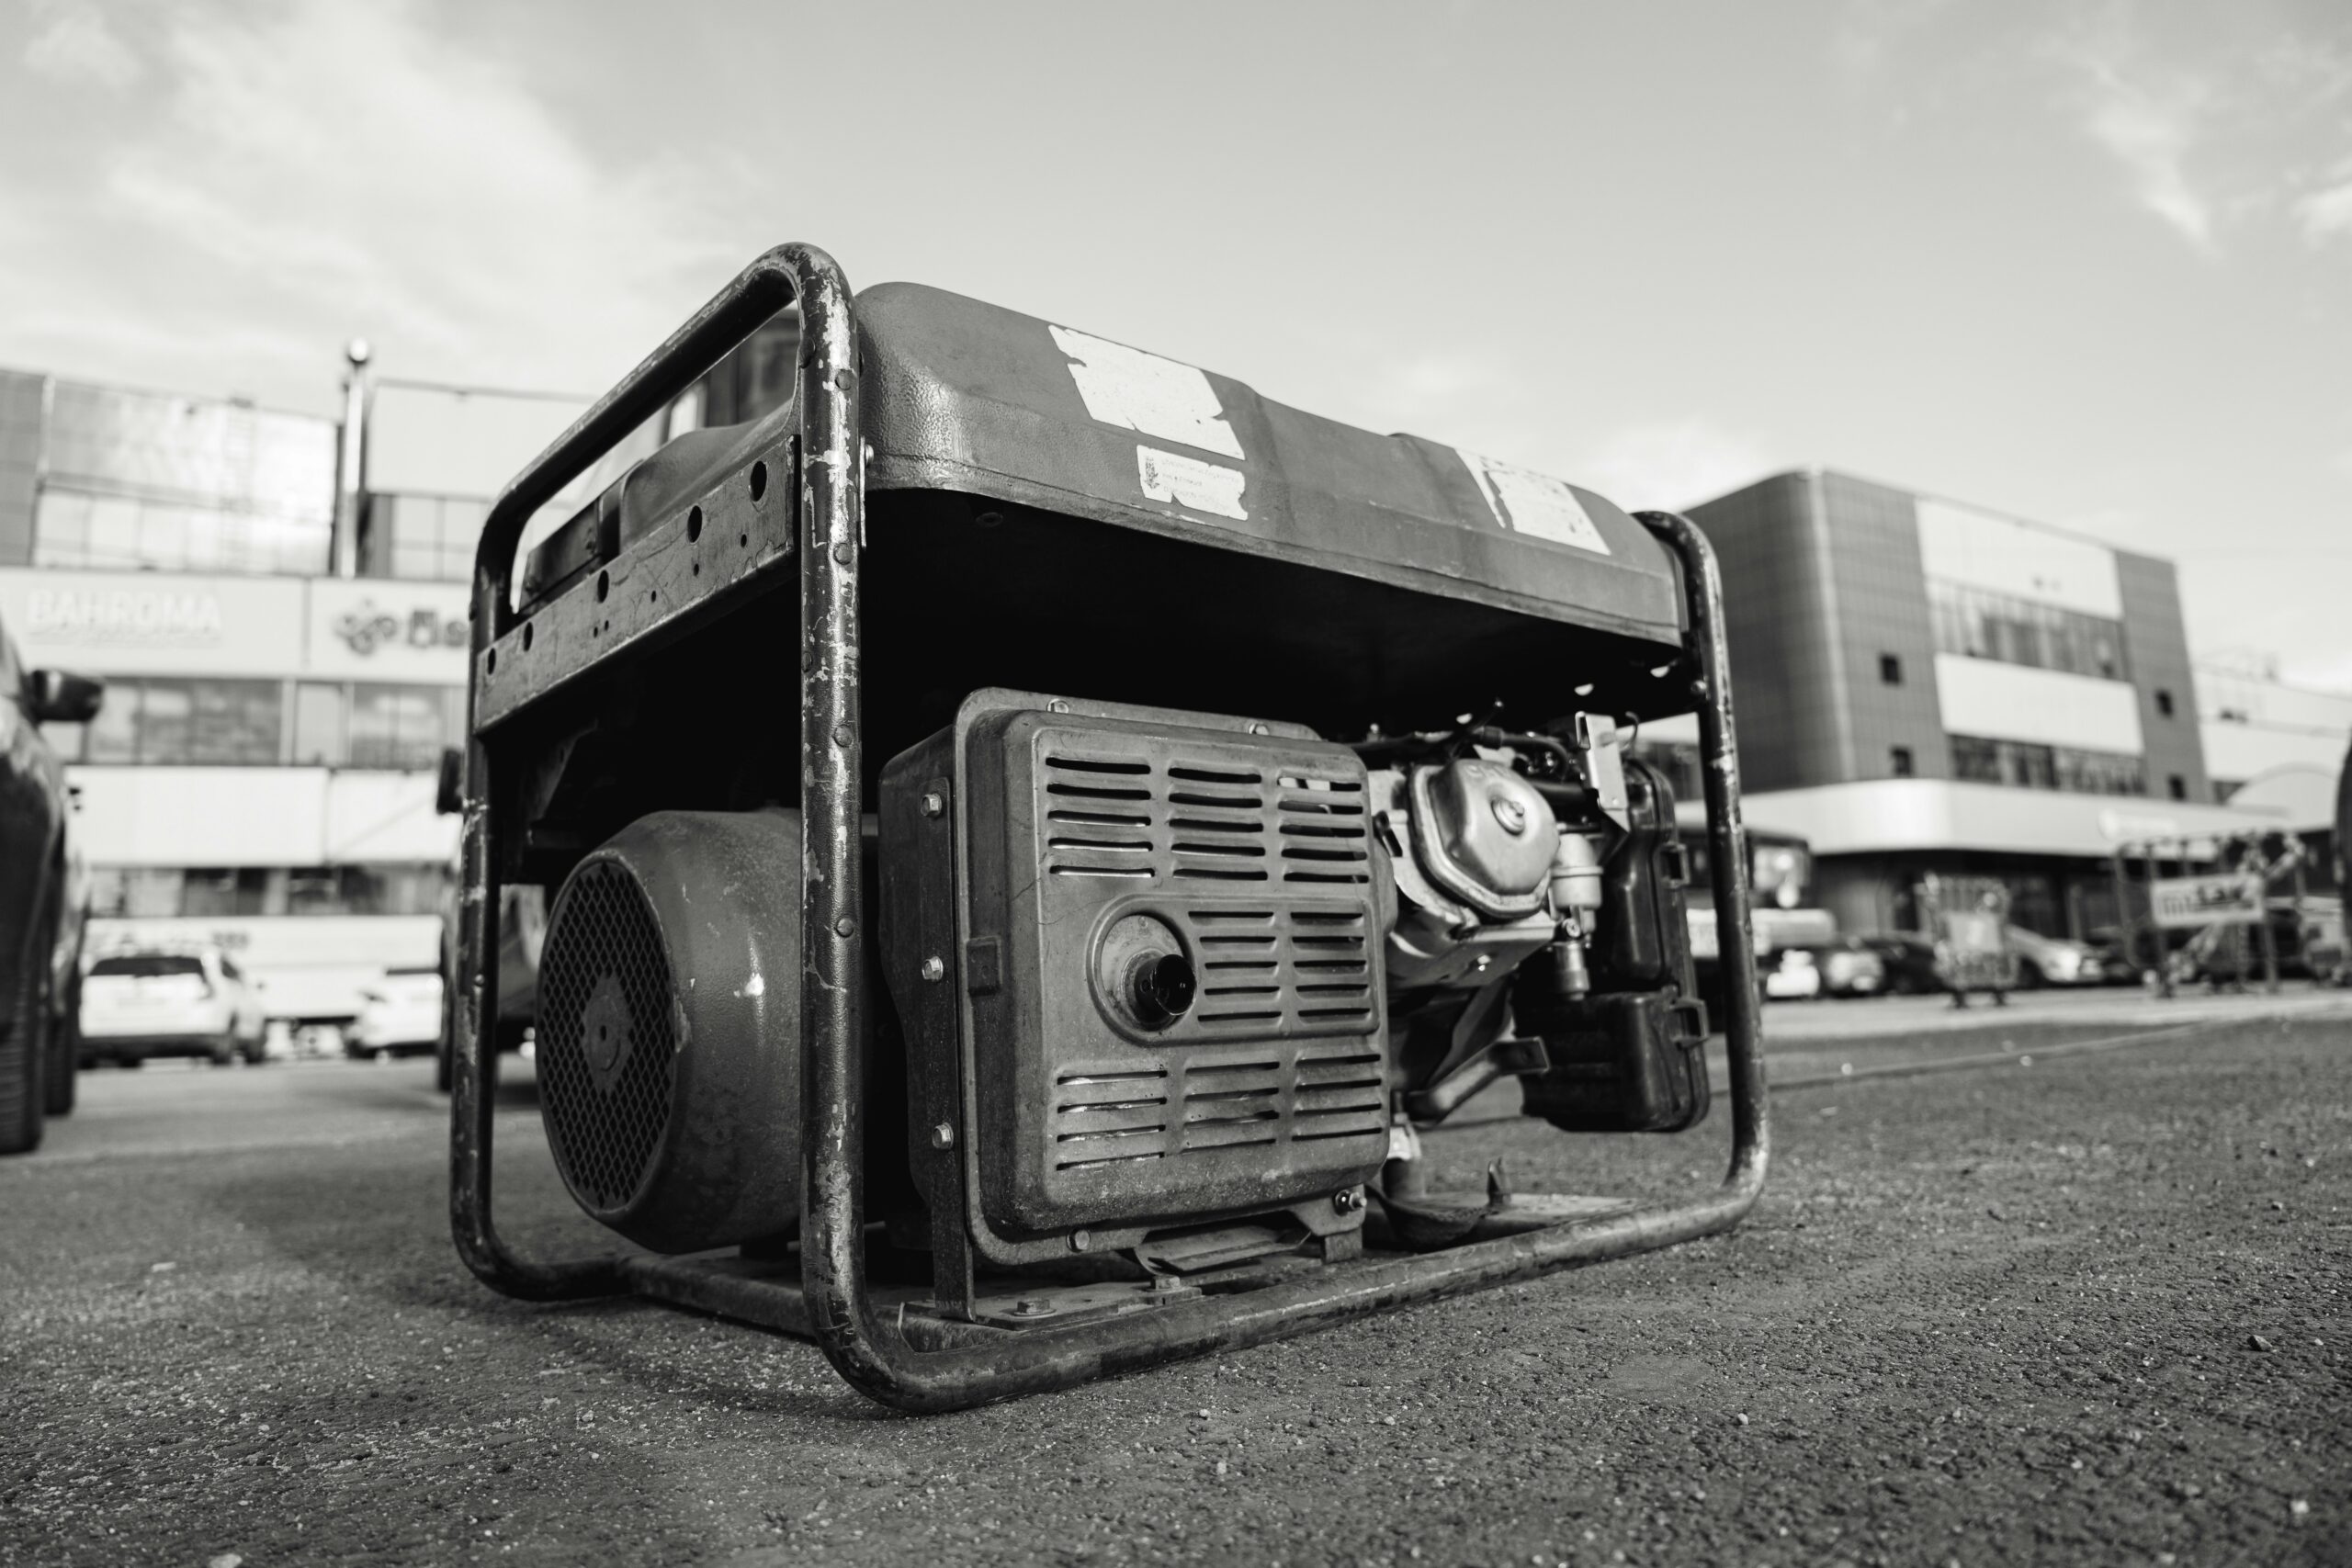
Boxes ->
[26,584,223,644]
[303,578,470,682]
[2150,874,2264,931]
[328,600,468,658]
[0,568,305,675]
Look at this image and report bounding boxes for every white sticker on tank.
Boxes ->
[1050,325,1245,459]
[1137,446,1248,521]
[1458,449,1612,556]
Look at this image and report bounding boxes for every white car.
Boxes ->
[1761,948,1825,1000]
[2006,925,2101,987]
[348,967,447,1061]
[80,947,267,1066]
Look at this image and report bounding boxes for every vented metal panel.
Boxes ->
[1040,749,1374,893]
[1037,749,1378,1045]
[1049,1040,1387,1171]
[958,699,1392,1243]
[537,860,678,1214]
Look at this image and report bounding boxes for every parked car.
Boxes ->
[2005,925,2103,987]
[1762,947,1824,1000]
[348,966,447,1061]
[0,615,104,1153]
[79,946,267,1066]
[1792,937,1887,998]
[2168,899,2337,987]
[1857,932,1944,995]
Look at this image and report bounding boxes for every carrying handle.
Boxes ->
[470,245,821,635]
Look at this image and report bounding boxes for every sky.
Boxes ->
[3,0,2349,690]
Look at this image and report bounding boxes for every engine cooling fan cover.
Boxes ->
[536,809,803,1253]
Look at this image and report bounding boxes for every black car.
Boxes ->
[1857,931,1946,995]
[0,617,103,1154]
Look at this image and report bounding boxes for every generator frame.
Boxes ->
[450,243,1771,1413]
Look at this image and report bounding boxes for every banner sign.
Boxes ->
[2150,874,2264,931]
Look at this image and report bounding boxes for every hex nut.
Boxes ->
[920,791,945,818]
[1069,1228,1092,1253]
[921,955,945,983]
[928,1122,956,1150]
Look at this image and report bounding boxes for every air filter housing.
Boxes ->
[537,809,802,1253]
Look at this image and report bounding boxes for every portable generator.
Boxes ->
[450,244,1768,1411]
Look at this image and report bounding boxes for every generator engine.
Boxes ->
[529,689,1708,1285]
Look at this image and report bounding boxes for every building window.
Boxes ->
[1950,733,2145,795]
[2167,773,2188,800]
[85,863,453,919]
[55,677,459,770]
[1890,746,1915,776]
[361,492,489,582]
[1880,654,1904,686]
[180,868,275,917]
[347,682,464,771]
[1926,579,2132,682]
[29,379,334,575]
[60,678,284,765]
[291,682,345,766]
[2154,688,2175,717]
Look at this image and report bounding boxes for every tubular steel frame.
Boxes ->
[452,244,1771,1413]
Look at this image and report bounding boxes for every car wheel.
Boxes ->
[43,996,77,1118]
[0,928,48,1156]
[209,1038,237,1067]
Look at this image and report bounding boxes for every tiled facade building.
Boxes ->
[1669,469,2291,941]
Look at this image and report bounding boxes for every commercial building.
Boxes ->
[0,311,795,1023]
[0,356,584,1020]
[2197,654,2352,820]
[1663,469,2298,940]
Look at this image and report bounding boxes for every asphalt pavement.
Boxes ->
[3,993,2347,1567]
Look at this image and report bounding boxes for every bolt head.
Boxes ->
[1332,1188,1364,1213]
[928,1122,956,1150]
[920,791,945,818]
[1492,795,1529,835]
[832,916,855,939]
[1069,1228,1092,1253]
[921,955,945,982]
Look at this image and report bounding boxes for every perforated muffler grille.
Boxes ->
[537,859,677,1215]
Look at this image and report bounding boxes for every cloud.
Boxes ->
[2048,26,2218,254]
[1573,421,1778,513]
[1830,0,1953,80]
[2,0,744,407]
[23,0,142,90]
[2293,158,2352,244]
